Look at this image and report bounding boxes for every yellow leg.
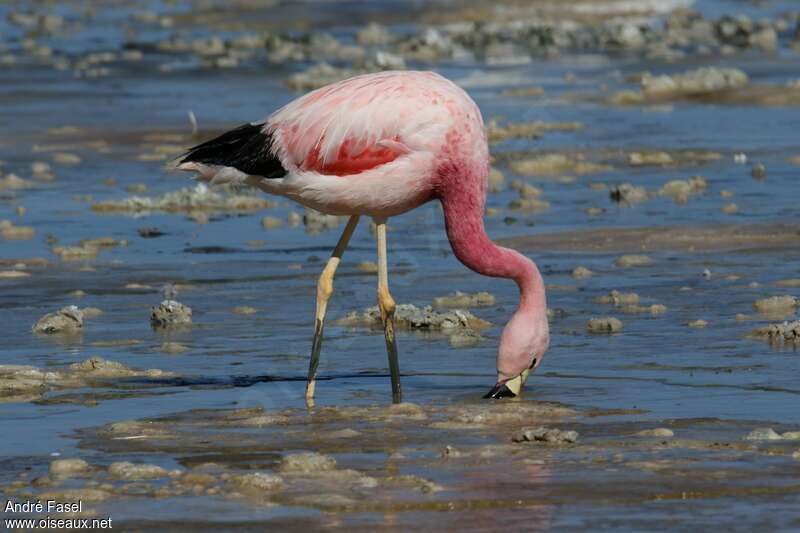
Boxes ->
[305,215,359,405]
[375,219,402,403]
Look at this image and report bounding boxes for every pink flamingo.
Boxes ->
[178,70,549,402]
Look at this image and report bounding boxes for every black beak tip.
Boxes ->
[483,383,517,399]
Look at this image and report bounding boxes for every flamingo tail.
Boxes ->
[177,122,287,184]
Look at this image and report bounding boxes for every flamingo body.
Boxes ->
[179,70,549,398]
[180,70,482,218]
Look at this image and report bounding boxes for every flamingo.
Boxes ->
[178,70,549,403]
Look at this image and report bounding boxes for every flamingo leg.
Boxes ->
[375,219,402,403]
[305,215,360,405]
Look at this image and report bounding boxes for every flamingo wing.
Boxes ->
[267,71,462,177]
[180,71,471,181]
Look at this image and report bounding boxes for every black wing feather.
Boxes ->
[180,123,287,179]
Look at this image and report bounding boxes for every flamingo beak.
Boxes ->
[483,366,533,399]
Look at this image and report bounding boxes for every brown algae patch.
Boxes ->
[432,291,496,308]
[609,67,800,107]
[610,183,652,205]
[51,237,128,261]
[659,175,707,204]
[486,120,583,143]
[92,184,275,214]
[621,304,667,315]
[336,304,490,346]
[508,197,551,213]
[615,255,653,268]
[752,295,797,316]
[229,472,285,493]
[637,428,675,438]
[355,261,378,273]
[37,488,111,504]
[52,245,99,261]
[594,290,666,315]
[303,207,341,234]
[261,216,283,230]
[384,402,428,421]
[0,270,31,279]
[383,475,442,494]
[509,180,543,198]
[744,428,785,441]
[750,320,800,345]
[512,427,579,444]
[70,358,173,380]
[626,151,674,166]
[507,179,550,212]
[105,420,174,440]
[572,266,593,279]
[587,317,623,333]
[0,220,35,240]
[609,67,748,105]
[50,459,92,479]
[286,61,399,92]
[0,357,175,403]
[488,167,505,192]
[595,290,639,306]
[337,304,490,330]
[279,452,337,473]
[723,203,738,215]
[509,153,611,177]
[150,300,192,328]
[52,152,82,165]
[0,173,35,191]
[108,462,169,480]
[81,307,104,319]
[32,306,84,335]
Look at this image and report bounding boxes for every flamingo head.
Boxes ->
[484,306,549,399]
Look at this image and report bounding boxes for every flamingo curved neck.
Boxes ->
[440,185,548,379]
[439,190,545,316]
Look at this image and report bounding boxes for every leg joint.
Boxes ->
[377,285,396,320]
[317,261,338,301]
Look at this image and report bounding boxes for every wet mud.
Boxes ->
[2,0,800,530]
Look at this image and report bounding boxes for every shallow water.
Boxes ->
[1,0,800,530]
